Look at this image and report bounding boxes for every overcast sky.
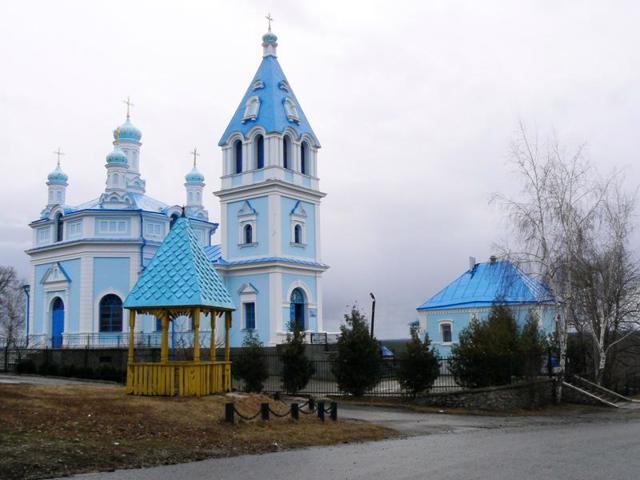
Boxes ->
[1,1,639,338]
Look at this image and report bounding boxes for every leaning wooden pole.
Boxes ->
[224,311,231,362]
[209,310,216,361]
[160,312,169,364]
[193,307,201,362]
[126,310,136,393]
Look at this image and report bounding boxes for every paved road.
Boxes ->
[68,411,640,480]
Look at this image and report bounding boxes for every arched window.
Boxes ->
[170,213,179,229]
[99,294,123,332]
[300,141,308,175]
[244,224,253,244]
[55,213,63,242]
[290,288,305,331]
[294,224,302,244]
[256,134,264,169]
[234,140,243,174]
[283,135,290,169]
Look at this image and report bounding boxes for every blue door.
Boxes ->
[290,288,305,331]
[51,297,64,348]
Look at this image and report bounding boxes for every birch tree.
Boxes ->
[493,123,639,392]
[0,266,26,370]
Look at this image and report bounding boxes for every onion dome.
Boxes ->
[185,166,205,184]
[47,164,68,185]
[113,118,142,143]
[262,31,278,44]
[106,146,128,165]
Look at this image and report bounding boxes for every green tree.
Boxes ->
[332,306,383,396]
[278,322,315,394]
[519,312,547,380]
[449,304,521,388]
[397,325,440,397]
[233,331,268,393]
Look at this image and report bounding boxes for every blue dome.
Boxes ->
[113,118,142,142]
[185,167,205,184]
[47,165,68,185]
[106,147,128,165]
[262,31,278,44]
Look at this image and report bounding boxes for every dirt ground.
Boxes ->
[0,384,395,480]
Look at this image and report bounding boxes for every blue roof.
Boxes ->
[417,260,554,311]
[47,165,68,185]
[114,118,142,143]
[203,244,328,269]
[124,217,234,310]
[218,55,320,147]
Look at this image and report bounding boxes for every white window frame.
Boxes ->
[67,220,83,240]
[37,226,51,245]
[238,283,258,331]
[439,321,453,345]
[96,218,130,236]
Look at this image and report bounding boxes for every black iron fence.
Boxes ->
[230,353,460,396]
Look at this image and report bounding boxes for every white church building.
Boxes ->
[25,26,328,348]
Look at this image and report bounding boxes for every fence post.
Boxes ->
[317,401,325,421]
[330,401,337,421]
[291,402,299,420]
[225,403,235,424]
[308,397,315,411]
[261,403,270,421]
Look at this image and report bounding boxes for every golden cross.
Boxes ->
[266,13,274,32]
[123,96,134,119]
[190,147,200,167]
[53,147,64,167]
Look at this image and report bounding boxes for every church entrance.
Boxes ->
[51,297,64,348]
[290,288,306,331]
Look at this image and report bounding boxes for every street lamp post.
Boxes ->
[369,292,376,338]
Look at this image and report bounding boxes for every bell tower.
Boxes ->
[215,23,328,346]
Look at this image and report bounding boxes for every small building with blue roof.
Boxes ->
[417,256,556,355]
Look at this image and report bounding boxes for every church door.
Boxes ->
[290,288,305,331]
[51,297,64,348]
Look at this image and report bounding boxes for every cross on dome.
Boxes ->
[190,147,200,167]
[53,147,64,167]
[266,13,274,32]
[123,96,134,120]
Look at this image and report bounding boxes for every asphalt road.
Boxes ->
[68,412,640,480]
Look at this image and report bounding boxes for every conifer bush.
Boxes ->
[278,322,315,394]
[397,325,440,396]
[332,306,383,396]
[233,331,269,393]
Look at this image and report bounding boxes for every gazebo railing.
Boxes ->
[127,360,232,396]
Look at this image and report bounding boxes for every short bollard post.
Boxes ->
[261,403,270,421]
[308,397,315,411]
[291,403,299,420]
[317,401,325,421]
[225,403,235,424]
[330,401,338,421]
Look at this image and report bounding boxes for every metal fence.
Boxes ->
[231,353,460,396]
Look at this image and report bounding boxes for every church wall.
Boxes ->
[223,272,270,347]
[280,197,316,259]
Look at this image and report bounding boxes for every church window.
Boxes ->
[283,98,299,123]
[99,294,123,333]
[244,224,253,244]
[244,302,256,330]
[55,213,63,242]
[242,96,260,122]
[255,134,264,169]
[440,322,452,344]
[67,220,83,240]
[196,191,201,202]
[144,221,164,239]
[301,141,308,175]
[234,140,243,174]
[283,135,291,169]
[252,79,264,90]
[294,224,302,244]
[37,227,50,245]
[56,190,62,202]
[97,218,129,235]
[290,288,306,331]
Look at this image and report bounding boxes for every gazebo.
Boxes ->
[123,216,235,396]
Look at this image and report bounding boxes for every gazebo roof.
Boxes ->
[124,216,235,311]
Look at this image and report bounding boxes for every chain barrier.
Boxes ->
[224,399,335,423]
[232,405,261,421]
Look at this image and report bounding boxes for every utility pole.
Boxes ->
[369,292,376,338]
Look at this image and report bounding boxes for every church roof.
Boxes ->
[68,193,169,215]
[417,259,554,311]
[203,244,328,269]
[124,217,234,310]
[218,50,320,147]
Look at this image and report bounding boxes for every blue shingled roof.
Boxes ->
[218,55,320,147]
[203,244,328,269]
[417,260,553,311]
[124,217,234,310]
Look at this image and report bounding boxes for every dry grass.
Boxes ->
[0,384,395,480]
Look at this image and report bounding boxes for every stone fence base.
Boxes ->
[415,379,556,410]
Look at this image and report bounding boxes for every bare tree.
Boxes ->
[493,123,640,393]
[0,266,26,370]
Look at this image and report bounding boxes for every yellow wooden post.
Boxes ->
[193,307,201,363]
[161,312,169,364]
[209,310,216,362]
[224,310,231,362]
[126,310,136,393]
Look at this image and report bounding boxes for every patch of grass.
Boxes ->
[0,384,395,480]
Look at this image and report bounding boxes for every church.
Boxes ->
[24,25,328,348]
